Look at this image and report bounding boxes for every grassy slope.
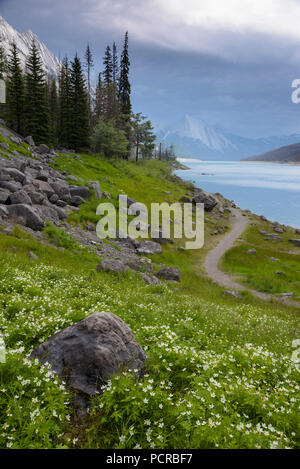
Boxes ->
[0,155,299,449]
[221,219,300,297]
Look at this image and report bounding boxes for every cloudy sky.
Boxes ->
[1,0,300,137]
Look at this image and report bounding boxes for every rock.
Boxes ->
[140,273,160,286]
[260,231,283,241]
[70,195,85,207]
[269,257,279,262]
[248,249,256,255]
[151,229,168,245]
[28,191,45,205]
[33,180,55,197]
[180,195,192,203]
[7,204,45,231]
[49,194,59,204]
[35,144,50,154]
[0,142,9,150]
[137,240,162,255]
[0,205,8,217]
[279,292,294,297]
[102,191,112,199]
[36,170,49,182]
[97,259,126,275]
[56,199,67,207]
[10,135,22,145]
[24,136,35,146]
[9,190,32,205]
[30,312,147,397]
[222,290,242,298]
[157,267,181,282]
[28,251,38,260]
[88,181,102,199]
[0,190,10,204]
[70,186,91,199]
[192,189,218,211]
[275,271,285,276]
[37,205,67,221]
[1,167,26,183]
[295,229,300,235]
[288,239,300,247]
[49,182,70,198]
[273,226,284,233]
[0,181,22,192]
[177,246,185,252]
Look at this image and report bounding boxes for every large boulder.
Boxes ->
[33,180,55,197]
[7,204,45,231]
[49,181,70,198]
[0,181,22,192]
[1,167,26,184]
[34,144,50,154]
[30,312,147,396]
[24,136,35,146]
[289,239,300,247]
[157,267,181,282]
[9,190,32,205]
[137,240,162,255]
[70,186,91,199]
[97,259,126,275]
[0,189,10,204]
[192,189,218,212]
[88,181,102,199]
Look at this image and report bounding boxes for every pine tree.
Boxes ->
[102,45,114,121]
[84,43,93,114]
[47,77,58,146]
[6,42,24,135]
[103,45,112,87]
[112,42,119,85]
[118,32,131,117]
[24,40,49,144]
[118,32,131,158]
[58,57,73,148]
[69,54,89,150]
[94,72,105,121]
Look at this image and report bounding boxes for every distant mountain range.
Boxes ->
[156,115,300,161]
[242,142,300,163]
[0,15,60,78]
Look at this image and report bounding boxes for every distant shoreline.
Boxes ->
[241,160,300,166]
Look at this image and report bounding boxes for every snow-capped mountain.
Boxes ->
[0,15,60,78]
[157,115,300,160]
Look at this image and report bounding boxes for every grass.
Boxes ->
[221,220,300,297]
[0,155,299,449]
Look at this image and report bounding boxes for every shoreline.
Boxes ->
[241,160,300,166]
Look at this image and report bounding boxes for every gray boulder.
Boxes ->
[192,189,218,211]
[70,195,85,207]
[33,180,55,197]
[222,290,242,298]
[289,239,300,247]
[0,190,10,204]
[140,273,160,286]
[0,142,9,150]
[30,312,147,396]
[0,205,8,217]
[28,191,45,205]
[88,181,102,199]
[10,135,22,145]
[24,136,35,146]
[0,181,22,192]
[35,144,50,154]
[248,248,256,255]
[157,267,181,282]
[97,259,126,275]
[1,167,26,183]
[7,204,45,231]
[49,181,70,198]
[70,186,91,199]
[137,240,162,255]
[9,190,32,205]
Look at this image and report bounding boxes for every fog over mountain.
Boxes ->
[157,115,300,160]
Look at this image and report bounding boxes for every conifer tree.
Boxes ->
[6,42,24,134]
[58,57,73,148]
[94,72,105,121]
[69,54,89,150]
[24,40,49,144]
[118,32,131,157]
[118,32,131,117]
[48,77,58,146]
[84,43,93,114]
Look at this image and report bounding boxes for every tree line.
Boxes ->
[0,33,160,160]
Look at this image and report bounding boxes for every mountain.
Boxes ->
[0,15,60,78]
[242,142,300,163]
[157,115,300,161]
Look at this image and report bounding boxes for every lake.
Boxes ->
[175,160,300,228]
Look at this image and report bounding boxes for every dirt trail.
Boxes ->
[204,208,300,309]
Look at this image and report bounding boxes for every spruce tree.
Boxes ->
[69,54,89,150]
[118,32,131,117]
[84,43,93,115]
[94,72,105,121]
[58,57,73,148]
[6,42,24,135]
[48,77,58,146]
[118,32,131,158]
[24,40,49,144]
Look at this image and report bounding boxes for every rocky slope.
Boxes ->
[242,142,300,163]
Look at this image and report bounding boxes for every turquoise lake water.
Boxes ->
[175,160,300,228]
